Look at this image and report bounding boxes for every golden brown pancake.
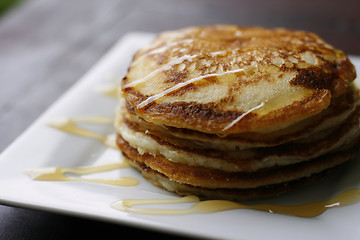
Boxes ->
[122,25,356,134]
[116,25,359,201]
[123,154,335,201]
[117,134,360,201]
[115,101,360,172]
[118,86,358,150]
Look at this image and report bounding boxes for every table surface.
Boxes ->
[1,0,360,239]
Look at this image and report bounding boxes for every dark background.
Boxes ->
[1,0,360,239]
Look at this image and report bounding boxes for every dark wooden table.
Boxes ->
[1,0,360,239]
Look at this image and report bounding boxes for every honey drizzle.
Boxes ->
[95,85,119,98]
[122,38,249,109]
[47,117,117,149]
[123,43,242,93]
[24,162,139,186]
[41,112,360,217]
[130,39,194,66]
[222,102,265,131]
[123,54,198,89]
[45,115,360,217]
[136,68,245,109]
[111,188,360,217]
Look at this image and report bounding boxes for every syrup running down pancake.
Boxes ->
[116,25,359,201]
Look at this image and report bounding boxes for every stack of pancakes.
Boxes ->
[115,25,360,201]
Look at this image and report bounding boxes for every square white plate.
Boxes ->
[1,32,360,240]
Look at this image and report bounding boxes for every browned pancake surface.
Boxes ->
[116,92,360,172]
[117,134,360,200]
[116,25,359,201]
[122,25,356,134]
[119,86,358,150]
[116,133,360,189]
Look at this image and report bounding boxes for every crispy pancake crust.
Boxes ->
[119,86,359,150]
[117,25,359,201]
[122,25,356,134]
[116,133,360,189]
[116,104,360,172]
[124,155,333,201]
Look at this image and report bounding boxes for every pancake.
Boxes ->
[117,134,360,200]
[122,25,356,134]
[119,85,358,150]
[115,101,360,172]
[124,155,335,201]
[116,25,359,201]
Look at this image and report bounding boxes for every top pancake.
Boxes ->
[122,25,356,134]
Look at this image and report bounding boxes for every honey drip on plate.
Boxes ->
[95,85,119,98]
[24,162,139,186]
[43,114,360,217]
[26,151,360,218]
[111,188,360,217]
[47,117,117,149]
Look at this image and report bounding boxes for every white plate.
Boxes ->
[1,32,360,240]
